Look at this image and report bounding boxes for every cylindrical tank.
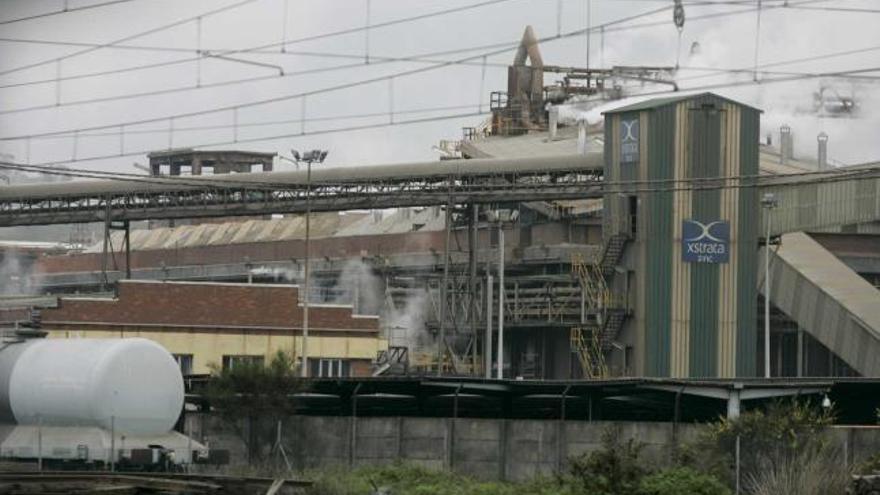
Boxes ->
[0,338,183,435]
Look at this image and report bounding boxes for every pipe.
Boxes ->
[496,225,505,380]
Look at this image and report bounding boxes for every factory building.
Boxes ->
[0,280,382,376]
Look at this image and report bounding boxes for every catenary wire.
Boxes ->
[0,0,260,78]
[0,0,140,26]
[0,0,832,119]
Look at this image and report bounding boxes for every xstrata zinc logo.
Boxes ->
[620,117,639,164]
[682,219,730,264]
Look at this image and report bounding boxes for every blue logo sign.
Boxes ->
[682,219,729,264]
[620,118,639,164]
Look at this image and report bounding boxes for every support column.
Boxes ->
[123,220,131,280]
[438,194,452,376]
[469,204,478,374]
[797,327,804,377]
[727,389,741,419]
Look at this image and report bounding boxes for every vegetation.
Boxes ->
[676,399,849,495]
[563,427,647,495]
[307,464,575,495]
[204,350,306,463]
[637,467,731,495]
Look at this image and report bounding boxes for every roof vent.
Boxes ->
[549,106,559,141]
[817,132,829,170]
[577,119,587,155]
[779,125,793,165]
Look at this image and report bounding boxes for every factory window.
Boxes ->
[310,359,350,378]
[222,355,265,371]
[173,354,194,375]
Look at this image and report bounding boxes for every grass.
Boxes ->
[305,463,575,495]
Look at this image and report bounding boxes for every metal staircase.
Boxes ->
[570,234,630,377]
[600,234,628,277]
[571,326,608,378]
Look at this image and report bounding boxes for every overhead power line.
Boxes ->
[0,2,676,142]
[3,62,875,168]
[0,0,519,86]
[18,103,486,140]
[0,0,830,119]
[0,0,260,78]
[0,47,514,116]
[0,0,139,26]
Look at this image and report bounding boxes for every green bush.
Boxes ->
[637,467,731,495]
[564,426,647,495]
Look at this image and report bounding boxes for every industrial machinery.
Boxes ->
[0,334,207,469]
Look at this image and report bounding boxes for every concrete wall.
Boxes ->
[187,414,880,481]
[188,414,702,481]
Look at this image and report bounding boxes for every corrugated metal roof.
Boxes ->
[461,122,816,176]
[601,92,763,115]
[460,126,603,159]
[85,212,367,253]
[336,207,446,236]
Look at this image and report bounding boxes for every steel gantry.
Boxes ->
[0,155,603,227]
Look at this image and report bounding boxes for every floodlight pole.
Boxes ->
[296,149,328,378]
[302,158,312,377]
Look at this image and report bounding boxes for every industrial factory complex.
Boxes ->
[0,7,877,484]
[2,29,880,389]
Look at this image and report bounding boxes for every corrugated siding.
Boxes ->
[669,102,691,378]
[765,232,880,376]
[736,106,759,377]
[644,107,674,376]
[717,102,740,378]
[762,175,880,236]
[687,96,722,377]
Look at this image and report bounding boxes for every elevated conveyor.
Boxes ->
[763,232,880,376]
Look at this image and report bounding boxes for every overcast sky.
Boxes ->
[0,0,878,171]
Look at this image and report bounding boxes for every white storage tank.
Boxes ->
[0,338,184,435]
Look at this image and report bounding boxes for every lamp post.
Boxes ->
[487,208,519,379]
[761,192,778,379]
[292,149,328,377]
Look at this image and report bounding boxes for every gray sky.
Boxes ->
[1,0,878,170]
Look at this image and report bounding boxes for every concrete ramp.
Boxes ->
[764,232,880,376]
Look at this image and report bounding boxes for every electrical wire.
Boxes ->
[0,0,261,78]
[0,48,514,116]
[0,3,676,142]
[0,0,139,26]
[0,0,831,120]
[676,43,880,84]
[0,0,520,86]
[17,103,487,141]
[0,0,835,124]
[0,110,490,166]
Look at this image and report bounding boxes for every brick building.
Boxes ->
[12,280,383,377]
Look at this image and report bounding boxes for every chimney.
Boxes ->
[548,106,559,141]
[779,125,792,165]
[577,119,587,155]
[817,132,829,170]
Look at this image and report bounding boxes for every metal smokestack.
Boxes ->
[817,132,829,170]
[779,125,792,165]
